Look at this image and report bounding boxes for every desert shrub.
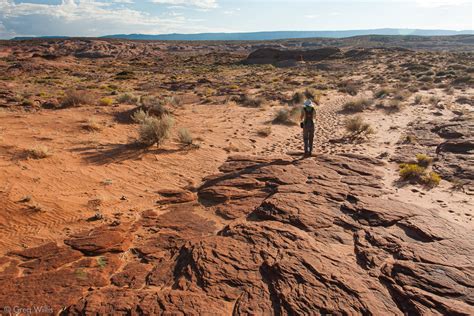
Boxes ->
[166,96,183,107]
[429,96,440,105]
[342,98,373,113]
[304,88,319,101]
[384,100,404,113]
[257,126,272,137]
[234,94,264,107]
[452,75,472,86]
[137,114,174,147]
[115,71,135,80]
[338,81,359,96]
[416,154,433,167]
[422,172,441,187]
[272,107,299,125]
[25,145,51,159]
[83,118,102,131]
[414,95,422,104]
[393,90,411,101]
[61,89,92,107]
[99,97,113,106]
[344,116,374,138]
[22,99,34,107]
[399,158,441,187]
[408,86,419,93]
[401,134,417,144]
[177,128,193,146]
[399,163,426,183]
[117,93,138,104]
[141,96,170,118]
[374,87,392,99]
[131,109,148,124]
[418,76,433,82]
[290,92,305,105]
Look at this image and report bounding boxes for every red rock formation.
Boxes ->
[0,154,472,315]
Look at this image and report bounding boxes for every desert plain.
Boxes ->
[0,35,473,314]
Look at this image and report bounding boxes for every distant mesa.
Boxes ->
[10,28,474,41]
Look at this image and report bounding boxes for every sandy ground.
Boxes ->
[1,87,472,256]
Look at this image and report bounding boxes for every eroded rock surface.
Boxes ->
[393,116,474,192]
[0,154,472,315]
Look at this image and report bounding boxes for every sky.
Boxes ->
[0,0,472,39]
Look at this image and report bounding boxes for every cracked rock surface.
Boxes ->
[0,154,472,315]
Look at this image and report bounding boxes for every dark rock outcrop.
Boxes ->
[244,47,341,65]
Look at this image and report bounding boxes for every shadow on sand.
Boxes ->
[71,142,184,165]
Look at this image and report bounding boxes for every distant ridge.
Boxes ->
[11,29,473,41]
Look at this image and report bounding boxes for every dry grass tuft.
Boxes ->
[374,87,392,99]
[60,89,92,108]
[83,118,103,132]
[233,94,264,107]
[177,128,194,146]
[342,98,373,113]
[272,107,300,125]
[344,115,375,139]
[257,126,272,137]
[25,145,51,159]
[137,114,174,147]
[117,93,139,104]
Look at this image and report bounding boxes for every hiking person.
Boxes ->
[300,99,316,156]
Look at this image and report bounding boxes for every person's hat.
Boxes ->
[304,99,314,108]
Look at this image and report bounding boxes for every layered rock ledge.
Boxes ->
[0,154,472,315]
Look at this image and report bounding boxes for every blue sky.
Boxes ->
[0,0,472,39]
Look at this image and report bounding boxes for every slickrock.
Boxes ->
[393,116,474,188]
[0,154,472,315]
[64,225,132,255]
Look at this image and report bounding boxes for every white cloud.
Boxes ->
[415,0,471,7]
[150,0,218,9]
[304,14,320,19]
[0,0,220,38]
